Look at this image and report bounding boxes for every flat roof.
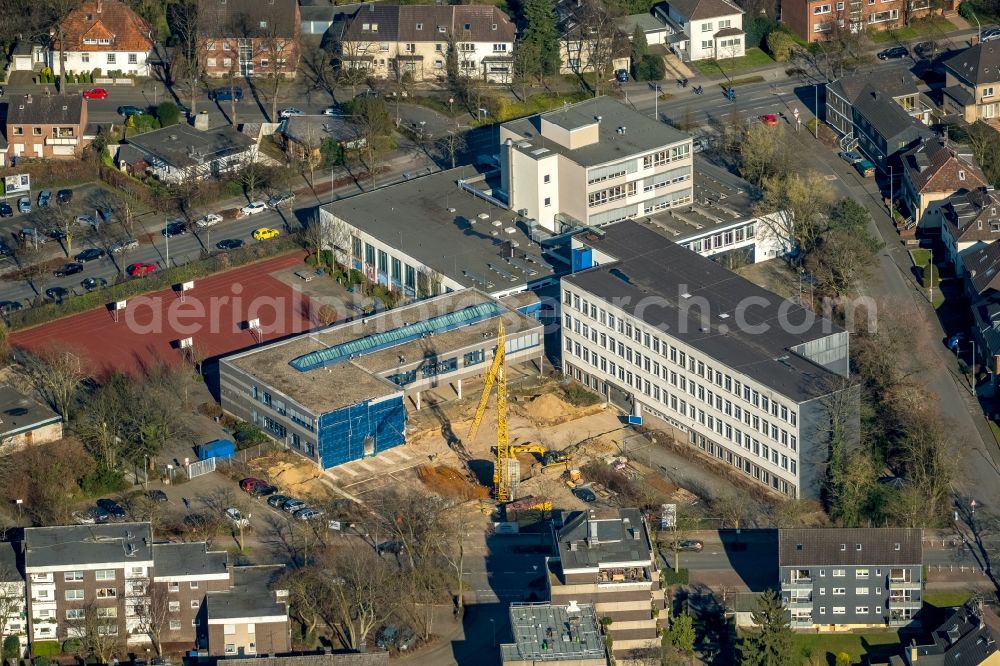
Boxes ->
[567,221,845,401]
[323,168,556,294]
[206,565,286,621]
[641,157,758,241]
[555,508,652,570]
[152,543,228,578]
[501,96,689,168]
[500,602,606,662]
[224,289,543,415]
[25,523,153,569]
[0,384,61,438]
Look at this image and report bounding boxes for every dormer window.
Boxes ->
[960,170,966,180]
[85,13,92,20]
[492,23,498,29]
[259,20,267,28]
[438,25,446,33]
[464,23,471,30]
[840,544,846,551]
[894,543,901,551]
[416,22,423,30]
[855,544,862,551]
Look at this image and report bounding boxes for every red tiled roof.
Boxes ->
[54,0,154,53]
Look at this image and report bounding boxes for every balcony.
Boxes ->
[786,597,813,609]
[888,579,920,590]
[45,137,78,146]
[889,596,922,609]
[783,578,812,589]
[791,618,814,628]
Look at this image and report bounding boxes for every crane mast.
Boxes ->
[467,321,510,502]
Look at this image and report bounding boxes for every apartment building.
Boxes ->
[943,44,1000,123]
[5,94,88,162]
[334,4,516,82]
[204,566,290,657]
[548,508,661,660]
[197,0,301,79]
[499,97,693,233]
[0,543,26,657]
[779,528,923,630]
[826,65,933,173]
[561,221,858,500]
[24,523,154,647]
[900,137,988,230]
[940,187,1000,272]
[149,543,229,650]
[782,0,929,42]
[51,0,155,77]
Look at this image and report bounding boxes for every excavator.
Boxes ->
[508,444,570,466]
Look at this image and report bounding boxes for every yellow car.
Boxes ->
[253,227,280,241]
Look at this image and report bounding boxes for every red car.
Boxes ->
[240,478,264,493]
[127,262,156,277]
[761,113,779,126]
[82,88,108,100]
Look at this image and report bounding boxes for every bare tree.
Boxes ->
[66,600,125,664]
[19,347,85,421]
[131,580,170,655]
[335,39,379,97]
[319,546,399,650]
[257,24,295,122]
[168,0,204,116]
[437,129,466,170]
[754,172,835,265]
[299,42,337,97]
[577,0,626,97]
[0,564,24,656]
[239,146,268,197]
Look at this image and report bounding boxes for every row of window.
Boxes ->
[352,236,419,291]
[206,57,287,69]
[568,364,797,496]
[642,143,691,169]
[72,53,138,65]
[588,182,637,208]
[62,568,135,582]
[684,223,756,254]
[11,126,78,137]
[63,588,117,600]
[562,289,798,427]
[64,607,118,620]
[700,18,733,32]
[826,606,879,615]
[361,21,496,33]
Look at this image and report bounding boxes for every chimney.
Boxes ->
[97,0,102,12]
[909,639,918,663]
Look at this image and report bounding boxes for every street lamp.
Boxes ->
[969,7,982,43]
[653,84,662,122]
[14,499,22,524]
[166,464,174,485]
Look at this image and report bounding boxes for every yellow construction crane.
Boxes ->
[468,320,510,502]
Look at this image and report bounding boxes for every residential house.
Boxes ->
[204,566,290,656]
[778,528,923,630]
[0,384,63,455]
[500,602,608,665]
[279,115,364,163]
[197,0,301,79]
[149,543,230,651]
[941,187,1000,270]
[9,41,47,72]
[333,4,516,83]
[51,0,155,77]
[782,0,929,42]
[548,508,662,660]
[117,124,257,183]
[657,0,745,62]
[903,605,1000,665]
[555,0,631,76]
[943,43,1000,123]
[960,241,1000,386]
[563,221,857,500]
[900,137,988,230]
[617,11,671,46]
[5,94,89,163]
[498,96,694,232]
[826,65,933,173]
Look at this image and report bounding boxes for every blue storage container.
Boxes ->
[196,438,236,460]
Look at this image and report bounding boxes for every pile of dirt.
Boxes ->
[523,393,575,423]
[261,459,325,498]
[417,464,488,501]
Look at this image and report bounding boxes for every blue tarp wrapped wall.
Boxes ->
[317,396,407,469]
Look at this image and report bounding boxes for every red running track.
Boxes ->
[11,253,319,377]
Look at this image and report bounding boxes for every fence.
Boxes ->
[187,457,217,479]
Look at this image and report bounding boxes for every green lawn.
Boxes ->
[871,15,956,43]
[924,591,973,608]
[792,632,900,665]
[693,48,775,77]
[909,249,942,289]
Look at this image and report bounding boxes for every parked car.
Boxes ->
[279,107,304,118]
[241,477,265,493]
[147,490,168,503]
[252,482,278,497]
[75,248,106,263]
[982,27,1000,42]
[17,197,30,214]
[48,228,67,241]
[267,494,293,509]
[240,201,267,216]
[81,276,108,291]
[127,262,157,277]
[294,507,325,521]
[37,191,51,207]
[0,202,12,218]
[377,540,404,555]
[615,69,629,82]
[224,507,250,528]
[75,215,97,229]
[854,159,876,177]
[117,105,145,118]
[53,262,83,277]
[0,301,22,315]
[162,220,188,237]
[573,486,597,502]
[877,46,908,60]
[216,238,244,251]
[20,228,45,245]
[43,286,67,300]
[111,238,139,254]
[253,227,280,241]
[82,88,108,100]
[72,506,111,524]
[56,188,73,204]
[760,113,779,126]
[266,192,295,208]
[96,498,127,520]
[947,332,967,351]
[195,213,223,227]
[322,106,343,116]
[209,87,243,102]
[672,539,705,552]
[97,206,114,222]
[914,41,936,58]
[281,498,306,514]
[839,150,864,165]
